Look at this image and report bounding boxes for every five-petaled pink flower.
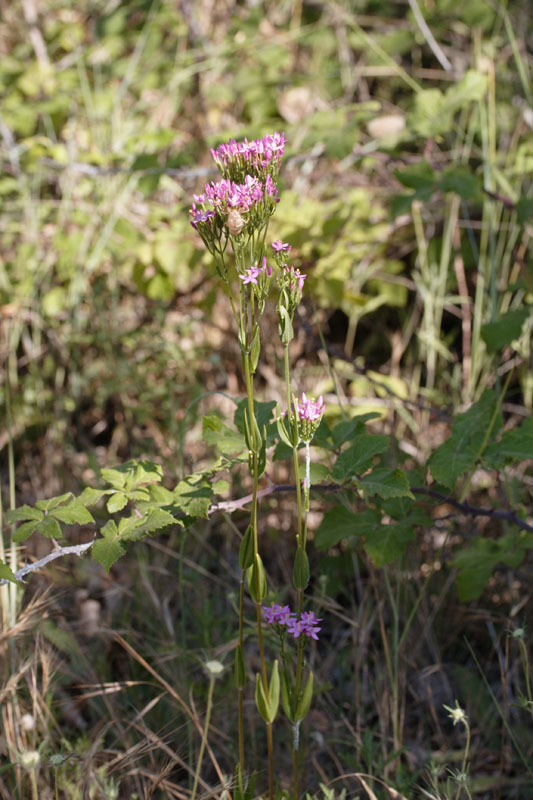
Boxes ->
[239,266,262,285]
[296,393,325,423]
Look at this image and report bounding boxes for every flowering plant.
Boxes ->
[189,132,323,800]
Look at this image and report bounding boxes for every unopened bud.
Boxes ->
[227,210,245,236]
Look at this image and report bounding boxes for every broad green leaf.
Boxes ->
[484,417,533,468]
[394,162,436,192]
[173,478,212,518]
[357,467,413,499]
[315,507,381,550]
[438,166,480,199]
[6,505,43,524]
[100,520,118,539]
[101,468,127,489]
[294,671,314,722]
[309,462,331,483]
[79,487,109,506]
[481,307,530,353]
[119,508,179,540]
[0,560,17,583]
[36,493,73,511]
[125,461,163,491]
[517,197,533,225]
[38,516,62,539]
[332,434,389,483]
[363,522,415,566]
[92,538,126,571]
[331,417,372,447]
[452,532,532,602]
[106,492,128,514]
[50,501,94,525]
[13,520,41,542]
[202,415,246,455]
[234,400,276,441]
[428,390,499,488]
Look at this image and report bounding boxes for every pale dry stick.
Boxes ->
[21,0,50,68]
[407,0,452,72]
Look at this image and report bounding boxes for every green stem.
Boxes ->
[190,675,216,800]
[454,719,471,800]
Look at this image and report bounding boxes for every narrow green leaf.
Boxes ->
[292,546,310,590]
[239,525,254,570]
[247,554,267,603]
[295,671,314,722]
[268,660,280,722]
[234,644,246,690]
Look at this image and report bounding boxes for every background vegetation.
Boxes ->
[1,0,532,798]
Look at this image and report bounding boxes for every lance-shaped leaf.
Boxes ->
[293,546,310,590]
[234,644,246,690]
[247,554,267,603]
[294,671,314,722]
[239,524,254,570]
[255,661,280,723]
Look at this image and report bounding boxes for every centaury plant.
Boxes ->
[189,132,324,800]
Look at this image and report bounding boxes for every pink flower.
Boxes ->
[263,603,295,625]
[271,240,291,253]
[287,611,322,640]
[296,393,325,423]
[239,266,261,285]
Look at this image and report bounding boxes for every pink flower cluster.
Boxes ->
[263,603,322,641]
[239,257,272,285]
[190,175,278,231]
[296,393,325,423]
[211,132,286,174]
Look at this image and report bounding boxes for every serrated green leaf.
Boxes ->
[315,507,382,550]
[202,415,246,454]
[234,399,276,439]
[79,487,109,506]
[332,434,389,483]
[453,532,533,601]
[0,560,17,583]
[173,478,212,518]
[481,307,530,353]
[5,505,43,524]
[485,417,533,468]
[38,516,63,539]
[92,538,126,571]
[36,493,73,511]
[363,522,415,566]
[12,520,40,542]
[50,501,94,525]
[357,467,413,499]
[101,468,127,489]
[100,520,118,540]
[517,196,533,225]
[331,415,379,448]
[428,390,499,488]
[438,166,480,199]
[107,492,128,514]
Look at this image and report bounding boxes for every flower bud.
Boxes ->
[226,210,245,236]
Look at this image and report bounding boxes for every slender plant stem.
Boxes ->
[190,674,216,800]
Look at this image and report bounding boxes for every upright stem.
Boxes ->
[190,675,216,800]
